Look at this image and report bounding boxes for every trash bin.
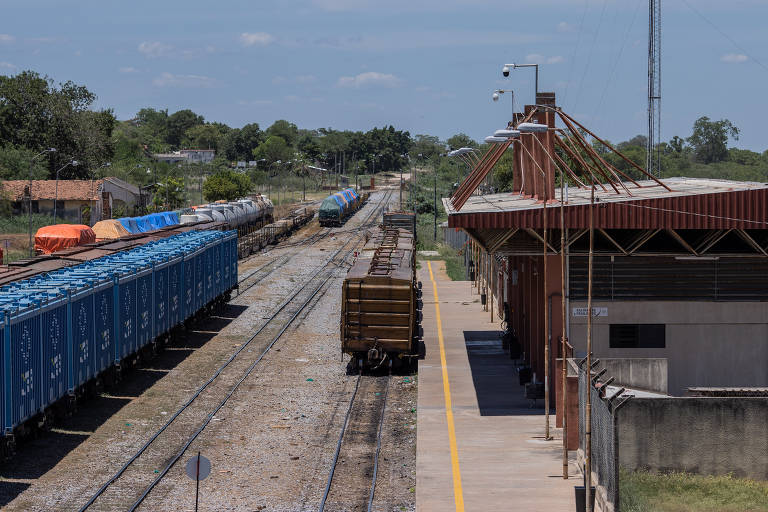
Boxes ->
[518,366,532,385]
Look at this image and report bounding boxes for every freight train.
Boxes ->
[318,188,367,227]
[0,230,237,450]
[340,226,422,370]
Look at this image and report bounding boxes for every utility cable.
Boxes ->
[681,0,768,74]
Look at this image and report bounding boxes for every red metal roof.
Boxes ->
[446,178,768,231]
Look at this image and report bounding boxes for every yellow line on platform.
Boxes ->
[427,261,465,512]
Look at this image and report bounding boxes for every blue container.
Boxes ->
[70,285,95,388]
[167,256,183,328]
[6,301,42,430]
[39,295,68,407]
[0,229,238,435]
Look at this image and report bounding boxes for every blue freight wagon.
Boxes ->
[318,188,363,227]
[0,230,237,442]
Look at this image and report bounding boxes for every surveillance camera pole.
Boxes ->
[502,63,539,101]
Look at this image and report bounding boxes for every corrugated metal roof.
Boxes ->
[446,177,768,230]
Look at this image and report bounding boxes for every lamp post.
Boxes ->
[28,148,56,256]
[492,89,515,121]
[269,160,281,199]
[53,160,78,225]
[502,63,538,102]
[433,156,439,241]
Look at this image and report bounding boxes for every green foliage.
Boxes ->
[252,135,293,165]
[203,170,252,201]
[183,123,224,150]
[0,213,56,234]
[446,133,478,150]
[0,70,115,178]
[265,119,299,147]
[620,469,768,512]
[0,144,49,179]
[166,109,204,148]
[151,176,186,210]
[220,122,263,161]
[687,116,740,164]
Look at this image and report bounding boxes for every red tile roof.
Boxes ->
[1,179,105,201]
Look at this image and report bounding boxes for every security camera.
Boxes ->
[492,92,500,101]
[502,65,510,77]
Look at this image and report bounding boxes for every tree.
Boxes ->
[183,124,223,150]
[265,120,299,147]
[0,70,115,177]
[166,109,204,148]
[669,135,686,154]
[0,143,49,180]
[687,116,739,164]
[203,170,252,201]
[252,135,293,165]
[446,133,477,149]
[151,176,186,210]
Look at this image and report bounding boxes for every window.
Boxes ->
[609,324,665,348]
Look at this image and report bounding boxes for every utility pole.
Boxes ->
[433,160,437,241]
[560,172,569,479]
[585,185,595,512]
[647,0,661,177]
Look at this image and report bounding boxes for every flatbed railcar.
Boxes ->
[341,226,422,370]
[0,230,237,452]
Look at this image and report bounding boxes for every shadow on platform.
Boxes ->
[464,330,543,416]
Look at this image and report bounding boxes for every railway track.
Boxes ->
[319,368,392,512]
[77,190,394,511]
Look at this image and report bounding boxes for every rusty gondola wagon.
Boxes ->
[341,226,422,371]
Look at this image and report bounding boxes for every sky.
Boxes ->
[1,0,767,151]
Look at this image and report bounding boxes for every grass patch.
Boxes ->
[621,469,768,512]
[0,214,57,235]
[417,244,467,281]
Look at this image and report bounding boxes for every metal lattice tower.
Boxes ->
[647,0,662,178]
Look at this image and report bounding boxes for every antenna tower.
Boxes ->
[647,0,661,178]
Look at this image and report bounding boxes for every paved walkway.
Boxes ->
[416,261,577,511]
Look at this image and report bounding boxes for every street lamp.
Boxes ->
[53,160,79,224]
[493,89,515,120]
[28,147,56,256]
[502,63,538,102]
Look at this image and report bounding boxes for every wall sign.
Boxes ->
[572,307,608,317]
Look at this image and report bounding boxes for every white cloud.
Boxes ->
[557,21,573,33]
[0,34,14,43]
[525,53,564,65]
[119,67,139,74]
[337,71,401,88]
[721,53,748,63]
[153,72,217,88]
[138,41,173,58]
[0,62,17,70]
[239,32,274,47]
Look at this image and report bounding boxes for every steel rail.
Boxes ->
[367,365,392,512]
[78,190,393,512]
[129,266,339,512]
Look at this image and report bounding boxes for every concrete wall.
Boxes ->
[569,300,768,396]
[618,397,768,479]
[599,358,667,394]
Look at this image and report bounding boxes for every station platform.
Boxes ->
[416,261,577,511]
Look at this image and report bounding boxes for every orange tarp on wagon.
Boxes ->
[34,224,96,254]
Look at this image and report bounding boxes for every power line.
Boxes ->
[593,0,644,124]
[681,0,768,74]
[573,0,610,114]
[562,0,591,107]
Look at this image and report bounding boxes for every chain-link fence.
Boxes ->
[578,359,631,511]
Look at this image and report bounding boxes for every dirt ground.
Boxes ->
[0,189,416,512]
